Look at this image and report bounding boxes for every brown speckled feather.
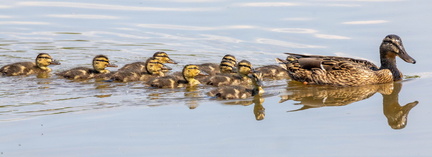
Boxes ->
[118,62,147,73]
[255,65,288,79]
[56,67,100,80]
[0,62,40,76]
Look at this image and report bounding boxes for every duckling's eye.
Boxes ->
[95,59,109,63]
[238,65,251,69]
[37,57,51,59]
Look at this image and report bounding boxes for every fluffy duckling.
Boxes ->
[118,51,176,73]
[198,54,237,75]
[0,53,60,76]
[109,57,169,82]
[148,64,205,88]
[208,72,264,99]
[56,55,117,80]
[255,64,288,79]
[204,60,253,87]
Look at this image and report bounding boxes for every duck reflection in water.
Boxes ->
[280,81,394,111]
[281,81,418,129]
[184,86,201,109]
[383,82,418,129]
[253,96,265,121]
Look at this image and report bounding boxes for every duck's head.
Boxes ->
[237,60,252,77]
[153,51,177,64]
[182,64,207,86]
[92,55,117,73]
[35,53,60,71]
[219,54,237,73]
[380,34,416,64]
[250,72,264,95]
[145,57,170,76]
[182,64,202,79]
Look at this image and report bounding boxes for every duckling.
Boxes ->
[118,51,176,73]
[148,64,205,88]
[198,54,237,75]
[0,53,60,76]
[277,34,416,86]
[204,60,253,87]
[56,55,117,80]
[109,57,169,82]
[208,72,264,99]
[255,64,288,79]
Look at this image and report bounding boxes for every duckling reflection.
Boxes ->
[253,96,265,121]
[215,96,265,121]
[184,86,201,109]
[281,81,394,111]
[383,82,418,129]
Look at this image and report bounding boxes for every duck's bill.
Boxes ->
[197,73,209,76]
[397,45,416,64]
[50,60,61,65]
[107,63,118,67]
[166,58,177,64]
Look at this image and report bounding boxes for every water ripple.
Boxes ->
[17,1,220,12]
[47,14,121,19]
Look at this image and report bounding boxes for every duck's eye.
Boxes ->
[37,57,51,59]
[95,59,109,63]
[238,64,251,69]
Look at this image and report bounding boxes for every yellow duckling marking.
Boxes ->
[0,53,60,76]
[219,54,237,74]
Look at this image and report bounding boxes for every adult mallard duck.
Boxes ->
[148,64,206,88]
[118,51,176,73]
[57,55,117,80]
[208,72,264,99]
[0,53,60,76]
[276,34,416,86]
[204,60,253,87]
[109,57,169,82]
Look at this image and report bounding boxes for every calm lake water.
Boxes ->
[1,0,432,156]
